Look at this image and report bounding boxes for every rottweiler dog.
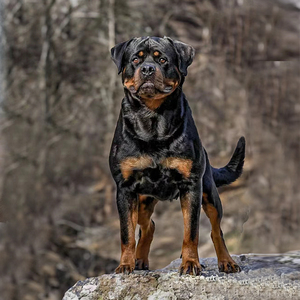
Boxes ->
[110,37,245,275]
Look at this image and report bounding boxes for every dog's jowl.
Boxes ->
[109,37,245,275]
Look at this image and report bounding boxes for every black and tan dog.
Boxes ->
[109,37,245,275]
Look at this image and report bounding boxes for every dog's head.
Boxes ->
[111,37,195,109]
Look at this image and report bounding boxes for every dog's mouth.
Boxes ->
[140,81,155,91]
[124,65,180,101]
[137,81,174,97]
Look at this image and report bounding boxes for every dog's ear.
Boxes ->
[111,38,134,74]
[165,37,195,76]
[173,40,195,76]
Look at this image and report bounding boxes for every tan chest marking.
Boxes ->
[161,157,193,179]
[120,156,154,180]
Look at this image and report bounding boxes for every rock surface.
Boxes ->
[63,252,300,300]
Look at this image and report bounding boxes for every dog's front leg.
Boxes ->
[115,190,138,274]
[179,183,202,275]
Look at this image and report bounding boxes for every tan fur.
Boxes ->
[115,200,138,273]
[202,193,240,273]
[180,193,201,273]
[120,156,154,180]
[135,195,158,269]
[161,157,193,178]
[124,66,180,110]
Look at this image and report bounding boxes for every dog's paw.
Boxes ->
[179,260,202,275]
[218,260,241,273]
[115,264,135,274]
[135,258,149,270]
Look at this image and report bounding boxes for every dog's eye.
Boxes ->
[132,58,139,64]
[159,58,167,64]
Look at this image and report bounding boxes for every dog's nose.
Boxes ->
[141,64,156,77]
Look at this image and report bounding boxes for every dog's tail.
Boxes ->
[211,137,245,188]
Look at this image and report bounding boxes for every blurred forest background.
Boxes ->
[0,0,299,299]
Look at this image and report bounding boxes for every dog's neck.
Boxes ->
[121,88,187,142]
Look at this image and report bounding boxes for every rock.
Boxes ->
[63,252,300,300]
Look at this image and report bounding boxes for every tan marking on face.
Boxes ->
[161,157,193,178]
[124,77,135,90]
[164,78,180,89]
[137,67,165,109]
[120,156,154,180]
[153,51,160,57]
[138,67,180,110]
[124,68,143,93]
[126,63,180,111]
[138,51,144,57]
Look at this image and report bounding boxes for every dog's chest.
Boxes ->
[130,112,171,140]
[123,101,183,141]
[120,155,193,200]
[120,155,192,180]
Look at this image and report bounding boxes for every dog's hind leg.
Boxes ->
[202,190,241,273]
[202,152,241,273]
[135,195,158,270]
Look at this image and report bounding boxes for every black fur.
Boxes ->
[212,137,246,187]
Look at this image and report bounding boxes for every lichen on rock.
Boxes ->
[63,252,300,300]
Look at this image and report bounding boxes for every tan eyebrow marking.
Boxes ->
[138,51,144,57]
[153,51,160,57]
